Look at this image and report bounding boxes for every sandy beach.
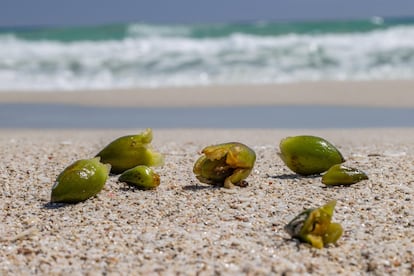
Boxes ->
[1,80,414,108]
[1,81,414,275]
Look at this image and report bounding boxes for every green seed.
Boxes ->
[119,165,160,190]
[284,200,343,249]
[322,164,368,186]
[96,128,164,174]
[279,135,345,175]
[51,157,110,203]
[193,142,256,188]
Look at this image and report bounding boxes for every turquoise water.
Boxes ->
[1,17,414,90]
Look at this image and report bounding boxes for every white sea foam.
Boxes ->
[0,25,414,91]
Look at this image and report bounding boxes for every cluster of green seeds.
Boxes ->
[279,135,368,248]
[51,130,369,249]
[51,128,164,204]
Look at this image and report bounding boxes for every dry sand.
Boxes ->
[1,128,413,275]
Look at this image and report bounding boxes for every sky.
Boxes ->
[1,0,414,27]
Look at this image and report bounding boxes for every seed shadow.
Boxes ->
[182,184,221,191]
[118,186,135,192]
[42,202,70,209]
[320,183,355,189]
[117,182,154,192]
[267,173,321,180]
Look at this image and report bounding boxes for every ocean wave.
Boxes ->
[126,23,192,38]
[1,22,414,91]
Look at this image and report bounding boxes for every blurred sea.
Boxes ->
[1,16,414,91]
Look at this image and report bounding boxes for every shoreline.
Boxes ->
[1,128,413,274]
[1,79,414,108]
